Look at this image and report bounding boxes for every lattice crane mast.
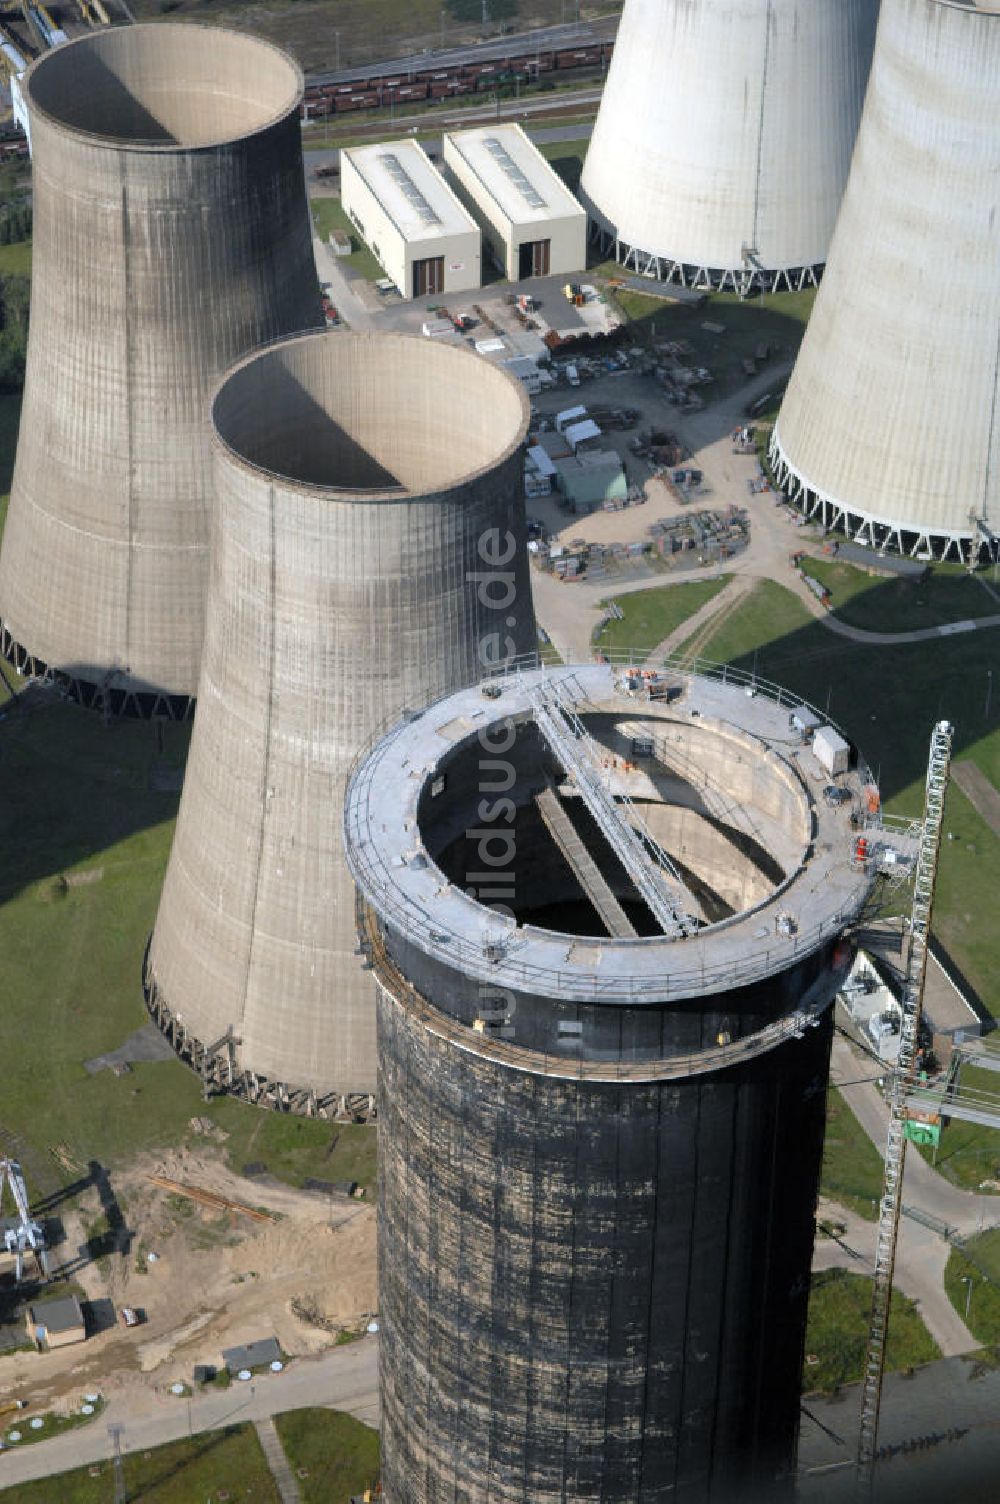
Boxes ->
[1,1155,49,1280]
[856,719,954,1492]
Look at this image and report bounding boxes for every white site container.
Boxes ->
[813,725,850,777]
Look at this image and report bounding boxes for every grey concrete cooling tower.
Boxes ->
[579,0,879,292]
[0,24,322,717]
[345,662,878,1501]
[771,0,1000,562]
[145,330,534,1108]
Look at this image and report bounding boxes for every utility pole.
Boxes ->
[335,29,340,71]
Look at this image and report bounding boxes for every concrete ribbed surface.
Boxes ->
[148,330,535,1098]
[579,0,878,278]
[773,0,1000,550]
[0,24,322,703]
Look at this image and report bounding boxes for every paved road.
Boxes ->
[303,105,597,168]
[312,234,375,332]
[831,1038,1000,1235]
[0,1339,379,1487]
[819,1035,1000,1361]
[813,1197,977,1358]
[798,1354,1000,1502]
[820,610,1000,646]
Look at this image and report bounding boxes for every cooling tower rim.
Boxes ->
[370,927,843,1082]
[343,660,879,1006]
[23,23,304,153]
[210,328,531,502]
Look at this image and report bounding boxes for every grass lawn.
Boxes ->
[0,1423,279,1503]
[0,238,31,277]
[0,697,377,1195]
[807,557,1000,632]
[2,1396,106,1450]
[674,577,813,667]
[821,1088,885,1222]
[537,136,590,194]
[311,198,385,282]
[593,575,731,659]
[682,577,1000,1020]
[944,1230,1000,1348]
[803,1268,940,1395]
[914,1061,1000,1193]
[0,702,203,1184]
[210,1105,377,1194]
[274,1407,380,1504]
[612,286,815,398]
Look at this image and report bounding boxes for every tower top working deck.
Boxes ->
[346,661,877,1053]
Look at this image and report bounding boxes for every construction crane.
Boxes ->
[856,719,954,1493]
[0,1155,50,1281]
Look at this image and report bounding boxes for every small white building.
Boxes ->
[340,140,481,301]
[442,123,586,281]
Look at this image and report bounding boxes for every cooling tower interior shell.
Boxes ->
[579,0,879,289]
[0,24,322,713]
[771,0,1000,560]
[344,664,877,1501]
[146,331,535,1103]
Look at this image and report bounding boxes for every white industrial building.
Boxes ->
[443,123,586,281]
[771,0,1000,562]
[341,140,481,300]
[579,0,879,292]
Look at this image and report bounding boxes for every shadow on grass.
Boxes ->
[679,571,1000,1015]
[699,574,999,806]
[0,695,188,907]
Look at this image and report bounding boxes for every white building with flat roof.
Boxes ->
[340,139,481,300]
[442,123,586,281]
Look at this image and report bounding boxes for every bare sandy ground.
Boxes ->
[0,1144,377,1417]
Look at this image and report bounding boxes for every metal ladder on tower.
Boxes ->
[856,719,954,1491]
[528,674,699,939]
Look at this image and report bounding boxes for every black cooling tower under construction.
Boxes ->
[344,663,878,1501]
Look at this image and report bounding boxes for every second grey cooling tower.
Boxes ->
[145,331,534,1105]
[0,24,321,715]
[579,0,879,291]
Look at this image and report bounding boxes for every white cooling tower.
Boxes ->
[579,0,879,291]
[771,0,1000,561]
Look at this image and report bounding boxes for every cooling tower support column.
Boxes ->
[0,24,322,715]
[579,0,878,293]
[146,331,534,1108]
[771,0,1000,563]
